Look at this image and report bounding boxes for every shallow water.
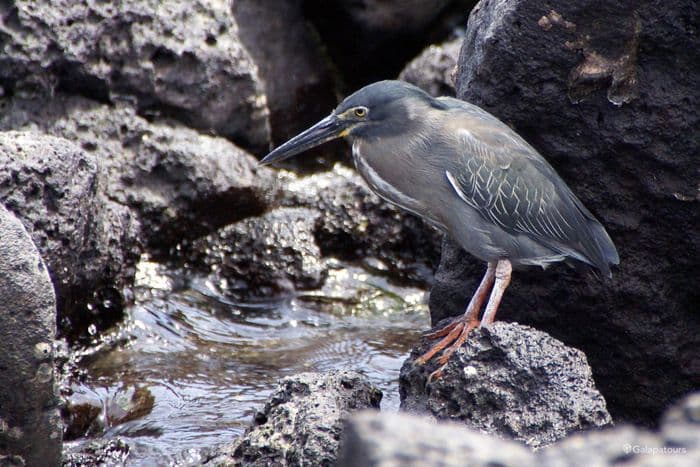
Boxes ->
[66,259,429,465]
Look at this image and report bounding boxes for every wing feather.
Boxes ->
[438,100,618,274]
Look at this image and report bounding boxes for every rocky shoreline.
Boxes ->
[1,0,698,466]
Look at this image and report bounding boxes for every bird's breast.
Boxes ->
[352,140,417,207]
[351,140,445,230]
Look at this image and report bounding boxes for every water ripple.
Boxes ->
[67,260,429,465]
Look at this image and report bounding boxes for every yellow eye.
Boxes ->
[354,107,367,118]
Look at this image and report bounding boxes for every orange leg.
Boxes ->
[480,259,512,326]
[415,262,496,366]
[416,259,513,381]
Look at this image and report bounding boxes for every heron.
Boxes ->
[260,80,619,379]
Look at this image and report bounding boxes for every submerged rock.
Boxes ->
[64,385,155,440]
[205,370,382,466]
[400,322,611,448]
[433,0,700,424]
[0,204,63,466]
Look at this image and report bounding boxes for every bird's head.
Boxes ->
[260,80,433,165]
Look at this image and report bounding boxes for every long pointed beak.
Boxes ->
[260,114,348,166]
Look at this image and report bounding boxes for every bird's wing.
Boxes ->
[439,99,617,271]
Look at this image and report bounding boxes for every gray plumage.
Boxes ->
[261,79,619,376]
[262,80,619,277]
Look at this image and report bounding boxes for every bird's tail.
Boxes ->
[585,220,619,278]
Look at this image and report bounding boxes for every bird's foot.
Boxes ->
[414,315,478,369]
[422,319,461,339]
[427,363,447,383]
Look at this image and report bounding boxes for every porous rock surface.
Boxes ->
[339,411,533,467]
[204,370,382,466]
[187,165,442,297]
[0,131,140,332]
[62,439,130,467]
[285,165,443,286]
[400,322,612,448]
[1,95,274,251]
[538,392,700,466]
[0,204,62,466]
[191,207,326,297]
[431,0,700,424]
[0,0,270,151]
[399,37,462,97]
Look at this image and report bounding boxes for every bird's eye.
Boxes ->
[354,107,367,118]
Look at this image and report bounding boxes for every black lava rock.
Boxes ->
[400,322,612,448]
[0,203,63,466]
[205,371,382,466]
[0,131,140,338]
[432,0,700,425]
[0,0,269,151]
[191,207,326,297]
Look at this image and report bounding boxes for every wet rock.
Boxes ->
[399,37,462,97]
[286,165,442,286]
[105,386,155,428]
[339,411,532,467]
[432,0,700,424]
[0,131,140,335]
[0,95,274,251]
[63,402,102,440]
[62,438,130,467]
[205,370,382,466]
[192,207,326,297]
[232,0,337,152]
[303,0,476,88]
[0,0,269,151]
[400,322,611,448]
[64,385,155,440]
[0,204,62,466]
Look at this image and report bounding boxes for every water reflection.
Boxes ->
[67,259,429,464]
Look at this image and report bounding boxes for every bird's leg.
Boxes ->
[429,261,498,369]
[414,262,496,366]
[479,259,512,326]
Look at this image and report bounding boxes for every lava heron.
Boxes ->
[260,80,619,378]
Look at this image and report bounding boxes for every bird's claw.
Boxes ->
[414,354,430,366]
[415,316,479,383]
[414,322,464,366]
[427,364,447,383]
[422,320,460,339]
[435,352,452,367]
